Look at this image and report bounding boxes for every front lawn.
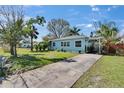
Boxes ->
[73,56,124,88]
[0,48,77,74]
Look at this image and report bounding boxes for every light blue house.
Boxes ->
[50,36,102,54]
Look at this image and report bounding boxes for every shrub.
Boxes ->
[42,41,49,51]
[39,45,42,51]
[102,43,124,55]
[108,45,116,54]
[115,44,124,56]
[34,44,39,52]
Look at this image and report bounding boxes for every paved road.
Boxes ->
[0,54,102,88]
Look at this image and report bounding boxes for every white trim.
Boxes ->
[51,36,88,41]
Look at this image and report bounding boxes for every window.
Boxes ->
[64,42,66,46]
[75,41,81,47]
[61,42,70,47]
[53,42,55,46]
[61,42,63,46]
[67,42,70,47]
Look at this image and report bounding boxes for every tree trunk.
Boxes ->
[31,36,33,51]
[10,43,14,56]
[13,44,17,57]
[10,42,17,57]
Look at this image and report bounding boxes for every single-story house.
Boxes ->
[49,35,103,54]
[120,38,124,44]
[19,40,31,48]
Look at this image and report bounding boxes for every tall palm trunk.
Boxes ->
[31,36,33,51]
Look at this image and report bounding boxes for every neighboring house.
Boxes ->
[116,37,124,44]
[50,36,102,54]
[120,38,124,44]
[19,39,31,48]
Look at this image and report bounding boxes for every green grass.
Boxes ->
[0,48,10,56]
[0,48,77,74]
[73,56,124,88]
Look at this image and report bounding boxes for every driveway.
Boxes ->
[0,54,102,88]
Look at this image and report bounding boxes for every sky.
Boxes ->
[24,5,124,41]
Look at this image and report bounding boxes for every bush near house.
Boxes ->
[115,44,124,56]
[102,43,124,55]
[34,41,49,52]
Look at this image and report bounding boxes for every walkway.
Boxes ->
[0,54,102,88]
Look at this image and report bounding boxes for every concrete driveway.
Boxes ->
[0,54,102,88]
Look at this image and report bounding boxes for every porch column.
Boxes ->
[98,38,101,54]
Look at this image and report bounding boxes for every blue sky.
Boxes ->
[24,5,124,41]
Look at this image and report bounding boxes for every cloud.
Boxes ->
[76,23,95,36]
[92,7,99,11]
[90,5,100,12]
[76,24,86,27]
[86,24,93,28]
[76,23,93,28]
[107,8,111,11]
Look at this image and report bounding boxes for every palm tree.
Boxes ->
[67,27,81,36]
[30,25,39,51]
[95,21,119,53]
[0,6,24,57]
[26,16,46,51]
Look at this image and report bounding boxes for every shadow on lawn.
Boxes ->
[8,55,68,73]
[41,57,67,62]
[0,54,69,83]
[9,55,42,72]
[30,54,45,56]
[42,57,77,63]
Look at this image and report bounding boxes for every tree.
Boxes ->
[38,41,49,51]
[0,6,25,57]
[67,26,81,36]
[42,33,56,41]
[94,21,119,53]
[34,44,39,52]
[42,41,49,51]
[25,16,46,51]
[47,19,70,38]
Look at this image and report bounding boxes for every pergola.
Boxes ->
[89,37,103,54]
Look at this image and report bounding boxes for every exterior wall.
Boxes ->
[19,39,31,48]
[51,38,87,53]
[50,36,102,54]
